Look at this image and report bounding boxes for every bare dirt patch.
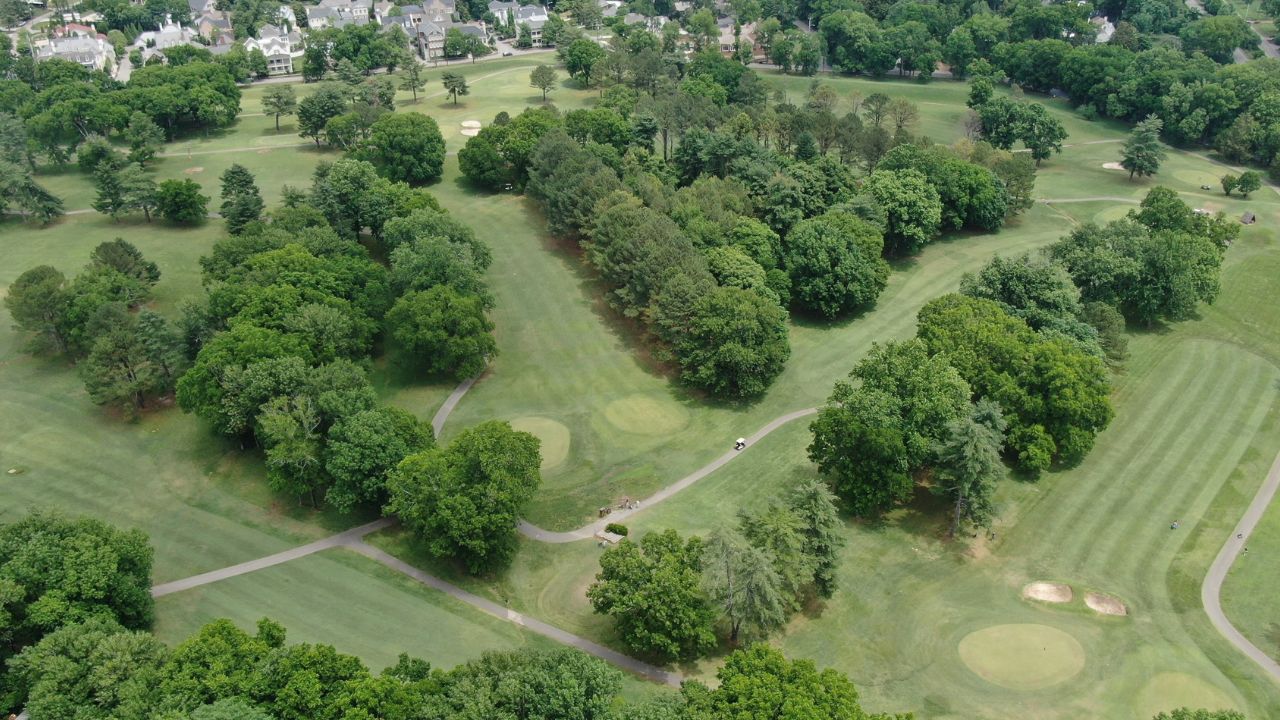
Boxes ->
[1102,162,1125,171]
[1022,581,1073,604]
[183,166,204,174]
[1085,591,1128,616]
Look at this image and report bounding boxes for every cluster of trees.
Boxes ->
[589,477,844,660]
[2,511,899,720]
[301,24,408,82]
[6,240,186,415]
[0,512,154,710]
[86,132,210,224]
[809,185,1232,527]
[294,79,447,186]
[173,160,495,511]
[988,36,1280,178]
[461,50,1036,398]
[967,80,1068,165]
[1049,186,1233,326]
[0,45,241,168]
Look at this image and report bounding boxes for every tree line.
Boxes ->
[1,510,912,720]
[809,185,1232,532]
[459,49,1040,399]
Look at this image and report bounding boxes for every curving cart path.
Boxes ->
[1201,449,1280,683]
[518,407,819,542]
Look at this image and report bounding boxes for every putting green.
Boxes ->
[958,624,1086,690]
[1174,168,1225,188]
[603,394,689,435]
[510,417,571,471]
[1135,672,1239,717]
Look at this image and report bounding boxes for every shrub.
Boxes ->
[605,523,629,536]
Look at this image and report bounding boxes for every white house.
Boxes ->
[488,2,548,44]
[244,23,304,73]
[34,24,116,70]
[132,15,202,60]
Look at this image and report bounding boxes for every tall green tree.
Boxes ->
[701,527,788,643]
[681,644,869,720]
[324,406,434,512]
[783,210,889,318]
[261,85,298,132]
[219,163,264,234]
[124,111,165,165]
[385,420,541,573]
[399,55,427,103]
[442,72,469,105]
[354,112,446,185]
[1120,115,1166,181]
[156,179,209,224]
[530,64,559,101]
[5,265,71,354]
[587,529,717,661]
[92,159,128,220]
[118,163,159,222]
[933,399,1007,537]
[385,286,496,380]
[786,477,845,598]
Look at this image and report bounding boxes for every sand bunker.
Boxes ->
[509,416,571,471]
[1085,591,1128,616]
[460,120,482,137]
[958,624,1086,691]
[460,120,482,128]
[1022,582,1073,604]
[460,128,480,137]
[183,166,204,174]
[1102,162,1124,170]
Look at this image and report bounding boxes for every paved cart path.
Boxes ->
[1202,449,1280,683]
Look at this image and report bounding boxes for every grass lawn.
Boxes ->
[8,62,1280,718]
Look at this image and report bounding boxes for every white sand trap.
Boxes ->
[460,120,482,128]
[1085,591,1128,616]
[1102,162,1125,171]
[1022,581,1073,603]
[460,127,480,137]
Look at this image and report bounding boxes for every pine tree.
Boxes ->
[1120,114,1166,181]
[219,164,264,234]
[91,159,128,220]
[787,477,846,597]
[933,399,1007,538]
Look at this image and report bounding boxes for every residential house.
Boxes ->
[34,24,116,70]
[306,0,372,30]
[380,5,488,60]
[718,17,754,57]
[188,0,234,43]
[487,2,548,44]
[132,15,202,60]
[244,23,304,73]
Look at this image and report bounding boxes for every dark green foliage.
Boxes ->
[784,211,889,318]
[917,294,1113,474]
[960,253,1102,357]
[0,512,154,677]
[588,529,717,661]
[862,168,942,256]
[1049,188,1227,326]
[934,399,1007,536]
[385,286,496,380]
[682,644,869,720]
[5,265,70,353]
[219,164,264,235]
[809,340,971,515]
[386,420,541,573]
[877,143,1010,232]
[671,285,791,398]
[156,179,209,224]
[355,112,446,185]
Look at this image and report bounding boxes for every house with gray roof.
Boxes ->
[307,0,372,30]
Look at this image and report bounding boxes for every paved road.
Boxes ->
[1201,449,1280,683]
[519,407,820,542]
[151,518,393,597]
